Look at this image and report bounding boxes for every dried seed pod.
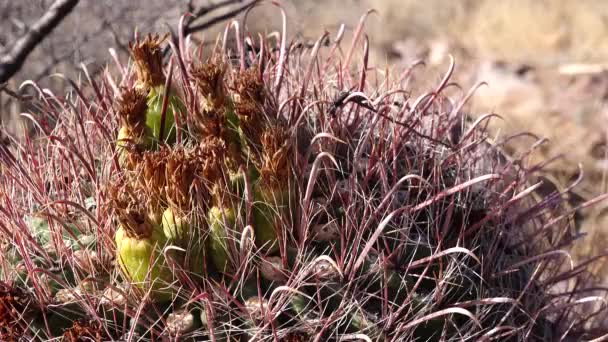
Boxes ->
[115,85,154,170]
[129,34,166,90]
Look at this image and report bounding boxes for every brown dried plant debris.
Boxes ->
[0,283,30,340]
[234,67,265,104]
[164,147,201,209]
[138,148,171,204]
[197,136,227,185]
[116,86,149,134]
[129,33,168,89]
[191,60,228,112]
[190,61,246,170]
[62,319,106,342]
[234,99,266,152]
[107,182,156,239]
[118,145,144,172]
[233,67,269,153]
[193,97,228,142]
[259,124,292,189]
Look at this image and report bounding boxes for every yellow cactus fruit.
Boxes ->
[114,212,174,302]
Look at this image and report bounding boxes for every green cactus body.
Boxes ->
[161,207,208,277]
[225,101,246,166]
[145,85,185,145]
[207,206,236,273]
[114,224,173,302]
[161,207,189,241]
[252,185,290,253]
[187,241,207,280]
[225,102,240,139]
[4,16,601,342]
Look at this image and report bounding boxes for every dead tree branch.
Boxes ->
[162,0,258,58]
[184,0,258,36]
[0,0,79,84]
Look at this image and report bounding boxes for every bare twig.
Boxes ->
[0,0,80,84]
[185,0,245,28]
[184,0,258,36]
[162,0,259,58]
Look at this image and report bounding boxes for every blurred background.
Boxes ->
[2,0,608,282]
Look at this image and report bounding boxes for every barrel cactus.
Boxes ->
[0,5,606,341]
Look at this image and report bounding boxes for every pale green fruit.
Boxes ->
[114,224,173,302]
[207,206,236,273]
[145,85,185,145]
[161,207,208,277]
[252,185,289,253]
[162,207,189,241]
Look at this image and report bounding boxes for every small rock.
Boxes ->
[245,296,269,323]
[100,286,126,308]
[166,309,196,335]
[259,256,288,282]
[311,221,340,242]
[55,288,81,304]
